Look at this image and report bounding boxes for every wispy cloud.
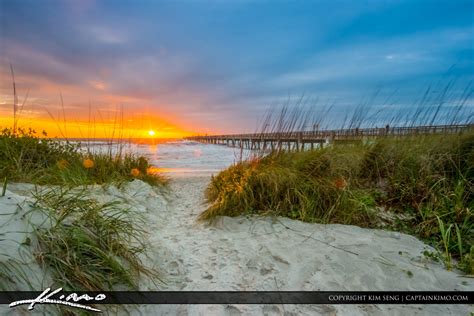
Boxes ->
[272,27,473,87]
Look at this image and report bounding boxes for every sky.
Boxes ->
[0,0,473,138]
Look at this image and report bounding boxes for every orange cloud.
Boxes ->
[89,80,107,91]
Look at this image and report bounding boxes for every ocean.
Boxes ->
[83,139,252,177]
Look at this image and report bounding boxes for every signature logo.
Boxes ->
[9,288,106,312]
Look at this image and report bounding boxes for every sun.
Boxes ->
[148,130,156,136]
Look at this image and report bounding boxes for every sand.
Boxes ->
[1,176,472,315]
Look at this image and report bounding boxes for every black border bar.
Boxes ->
[1,291,473,305]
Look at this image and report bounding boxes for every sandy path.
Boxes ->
[136,175,473,316]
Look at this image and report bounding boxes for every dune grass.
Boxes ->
[0,127,167,187]
[31,187,159,291]
[201,131,474,273]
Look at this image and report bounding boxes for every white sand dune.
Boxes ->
[1,176,472,315]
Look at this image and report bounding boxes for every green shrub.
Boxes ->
[202,145,375,225]
[0,128,167,187]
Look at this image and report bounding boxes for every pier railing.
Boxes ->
[185,124,473,151]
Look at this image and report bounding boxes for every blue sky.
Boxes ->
[0,0,473,134]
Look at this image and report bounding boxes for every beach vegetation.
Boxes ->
[0,127,167,187]
[30,186,160,291]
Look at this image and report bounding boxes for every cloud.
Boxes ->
[85,25,128,44]
[89,80,107,91]
[271,27,473,88]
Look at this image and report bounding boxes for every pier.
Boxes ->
[185,124,473,151]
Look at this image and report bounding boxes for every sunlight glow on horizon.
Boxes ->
[0,115,199,139]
